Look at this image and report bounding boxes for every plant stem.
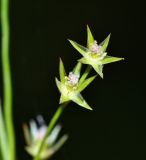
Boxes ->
[34,102,69,160]
[1,0,15,160]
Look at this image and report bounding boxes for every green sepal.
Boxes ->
[101,56,124,64]
[73,62,82,75]
[92,64,103,78]
[78,65,92,85]
[78,75,97,92]
[87,25,94,48]
[78,57,89,64]
[100,34,111,52]
[59,58,66,83]
[59,95,69,104]
[68,40,88,56]
[71,93,93,110]
[55,78,61,93]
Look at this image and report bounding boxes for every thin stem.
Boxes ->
[34,102,69,160]
[1,0,15,160]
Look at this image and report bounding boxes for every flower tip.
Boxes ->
[89,107,93,111]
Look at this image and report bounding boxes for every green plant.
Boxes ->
[0,0,123,159]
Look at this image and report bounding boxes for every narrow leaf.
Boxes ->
[78,75,97,92]
[101,56,124,64]
[87,25,94,48]
[68,40,88,56]
[59,58,66,83]
[100,34,111,52]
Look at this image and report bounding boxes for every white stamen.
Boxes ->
[66,72,79,86]
[90,40,102,55]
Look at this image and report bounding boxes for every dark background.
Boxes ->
[1,0,146,160]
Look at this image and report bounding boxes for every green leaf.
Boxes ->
[87,25,94,48]
[73,62,82,75]
[78,75,97,92]
[0,103,9,160]
[71,93,93,110]
[59,58,66,83]
[92,64,103,78]
[78,65,92,85]
[100,34,111,52]
[101,56,124,64]
[68,40,88,56]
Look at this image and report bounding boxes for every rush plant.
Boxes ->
[0,0,123,160]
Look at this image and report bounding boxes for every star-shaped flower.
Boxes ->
[23,115,68,159]
[55,59,97,110]
[69,25,124,78]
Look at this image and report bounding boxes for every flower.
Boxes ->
[68,25,124,78]
[55,59,97,110]
[23,115,68,159]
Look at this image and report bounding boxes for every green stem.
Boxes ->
[1,0,15,160]
[34,102,69,160]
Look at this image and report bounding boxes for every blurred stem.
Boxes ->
[34,102,69,160]
[1,0,15,160]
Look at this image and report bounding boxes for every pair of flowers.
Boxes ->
[23,26,123,159]
[56,25,123,110]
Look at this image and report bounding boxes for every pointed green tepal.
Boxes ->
[73,62,82,75]
[71,93,93,110]
[101,56,124,64]
[78,75,97,92]
[68,40,88,56]
[100,34,111,52]
[87,25,94,48]
[59,95,69,104]
[59,58,66,83]
[92,64,103,78]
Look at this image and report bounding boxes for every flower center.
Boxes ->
[89,40,103,55]
[66,72,79,87]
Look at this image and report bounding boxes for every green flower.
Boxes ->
[23,115,68,160]
[69,25,124,78]
[55,59,97,110]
